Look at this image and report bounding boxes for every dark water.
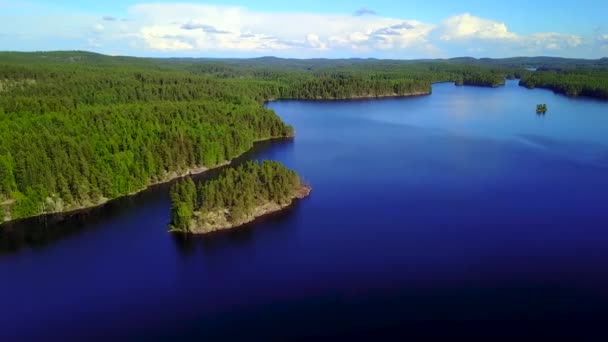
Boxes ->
[2,80,608,340]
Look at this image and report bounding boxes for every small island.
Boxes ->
[169,161,311,234]
[536,103,548,114]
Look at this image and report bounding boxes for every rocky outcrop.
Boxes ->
[188,185,311,234]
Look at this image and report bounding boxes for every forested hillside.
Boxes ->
[0,53,296,222]
[519,69,608,99]
[0,51,604,224]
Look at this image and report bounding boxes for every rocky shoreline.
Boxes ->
[187,185,311,234]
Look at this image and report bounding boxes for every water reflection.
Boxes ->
[0,196,141,255]
[3,82,608,340]
[172,199,302,258]
[0,138,294,255]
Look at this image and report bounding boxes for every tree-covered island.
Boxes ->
[170,161,310,233]
[536,104,548,114]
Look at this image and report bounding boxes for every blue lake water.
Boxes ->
[2,80,608,339]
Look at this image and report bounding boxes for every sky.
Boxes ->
[1,0,607,59]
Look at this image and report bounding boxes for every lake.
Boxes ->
[2,80,608,339]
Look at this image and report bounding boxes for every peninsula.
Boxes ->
[2,52,607,225]
[169,161,310,234]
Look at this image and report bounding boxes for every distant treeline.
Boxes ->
[520,70,608,99]
[455,73,506,87]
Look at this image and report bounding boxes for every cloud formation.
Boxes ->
[439,13,517,41]
[92,23,105,34]
[437,13,585,51]
[434,13,586,57]
[0,2,596,58]
[597,32,608,51]
[128,3,437,55]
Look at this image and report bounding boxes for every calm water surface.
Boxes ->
[2,80,608,339]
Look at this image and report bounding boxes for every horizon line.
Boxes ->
[1,50,607,61]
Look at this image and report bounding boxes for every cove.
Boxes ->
[1,80,608,339]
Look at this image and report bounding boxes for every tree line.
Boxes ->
[170,160,301,232]
[8,51,604,223]
[519,70,608,99]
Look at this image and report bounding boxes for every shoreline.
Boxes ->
[186,185,311,234]
[0,135,292,227]
[0,82,521,228]
[264,81,530,104]
[520,84,608,101]
[263,90,431,103]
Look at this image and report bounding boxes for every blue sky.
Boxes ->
[1,0,607,58]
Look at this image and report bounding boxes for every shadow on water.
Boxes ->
[0,138,294,255]
[171,198,303,258]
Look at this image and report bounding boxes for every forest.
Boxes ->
[0,51,605,224]
[519,69,608,99]
[170,160,303,233]
[0,54,296,222]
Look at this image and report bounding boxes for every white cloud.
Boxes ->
[127,3,436,55]
[525,32,583,50]
[92,23,105,33]
[439,13,517,41]
[0,2,594,58]
[124,5,584,57]
[305,33,327,50]
[437,13,584,56]
[596,32,608,51]
[139,26,194,51]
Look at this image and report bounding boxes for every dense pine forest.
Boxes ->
[0,52,298,222]
[0,51,606,224]
[519,69,608,99]
[170,160,306,233]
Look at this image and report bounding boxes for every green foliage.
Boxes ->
[3,51,604,223]
[0,56,295,222]
[170,160,301,230]
[10,187,46,220]
[520,70,608,99]
[170,178,196,232]
[536,104,548,113]
[461,72,506,87]
[0,154,17,195]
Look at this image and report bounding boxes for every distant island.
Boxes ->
[169,161,310,234]
[536,104,548,114]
